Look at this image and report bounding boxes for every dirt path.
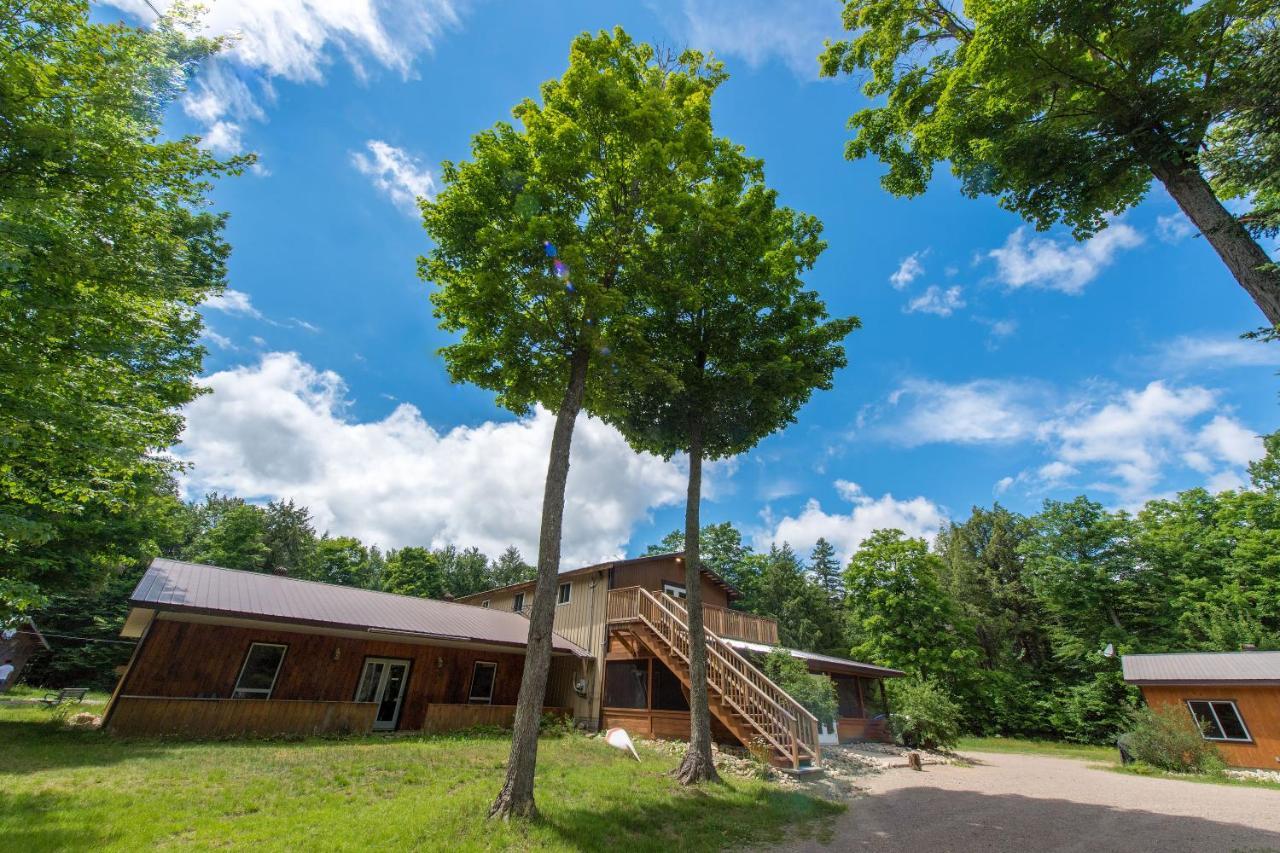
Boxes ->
[779,751,1280,852]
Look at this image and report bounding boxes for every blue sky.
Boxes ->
[107,0,1279,566]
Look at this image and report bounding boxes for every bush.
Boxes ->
[762,650,837,727]
[887,678,962,750]
[1122,705,1224,774]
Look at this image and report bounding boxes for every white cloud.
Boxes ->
[1155,334,1280,371]
[1196,415,1263,468]
[890,251,927,290]
[108,0,464,152]
[351,140,436,214]
[201,328,236,350]
[1025,381,1266,504]
[1156,213,1196,244]
[203,288,262,318]
[651,0,843,78]
[883,379,1039,446]
[988,224,1143,294]
[177,352,688,565]
[757,480,947,562]
[905,285,965,317]
[883,377,1265,504]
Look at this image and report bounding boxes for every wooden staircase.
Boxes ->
[606,586,821,770]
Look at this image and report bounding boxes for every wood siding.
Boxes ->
[115,615,576,732]
[601,708,741,746]
[472,570,609,659]
[422,703,570,733]
[107,696,376,738]
[1140,684,1280,770]
[613,557,730,608]
[836,717,891,743]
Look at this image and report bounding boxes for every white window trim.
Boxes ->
[468,661,498,704]
[557,582,572,606]
[1186,699,1252,743]
[480,599,491,609]
[662,581,687,599]
[512,592,525,612]
[232,642,287,699]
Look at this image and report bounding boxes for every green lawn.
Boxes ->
[0,703,841,852]
[956,736,1118,763]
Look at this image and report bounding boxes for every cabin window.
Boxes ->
[1187,700,1251,742]
[557,582,572,606]
[651,660,689,711]
[661,581,687,600]
[232,643,286,699]
[480,600,490,609]
[468,661,498,704]
[512,592,525,613]
[604,660,648,708]
[835,677,862,718]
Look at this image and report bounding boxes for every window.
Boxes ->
[604,660,648,708]
[469,661,497,704]
[557,582,571,605]
[480,600,490,609]
[512,592,525,613]
[651,660,689,711]
[1187,700,1252,742]
[661,581,687,600]
[232,643,286,699]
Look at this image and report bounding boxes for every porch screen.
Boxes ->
[651,660,690,711]
[834,677,862,718]
[859,678,887,718]
[604,660,648,708]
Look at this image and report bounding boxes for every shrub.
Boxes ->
[762,650,837,727]
[1122,705,1224,774]
[887,678,962,750]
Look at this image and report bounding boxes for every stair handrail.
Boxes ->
[656,592,820,759]
[618,586,820,766]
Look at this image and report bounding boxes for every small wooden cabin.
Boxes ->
[458,553,903,768]
[1123,651,1280,770]
[102,559,589,737]
[0,618,50,693]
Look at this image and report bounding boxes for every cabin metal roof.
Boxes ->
[1122,651,1280,685]
[723,638,905,679]
[456,551,742,603]
[129,558,590,657]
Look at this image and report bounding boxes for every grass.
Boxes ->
[955,736,1118,763]
[1113,763,1280,792]
[0,702,841,852]
[957,735,1280,792]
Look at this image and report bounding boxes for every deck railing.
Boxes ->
[700,601,779,644]
[607,586,820,769]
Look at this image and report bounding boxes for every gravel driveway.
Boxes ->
[778,751,1280,853]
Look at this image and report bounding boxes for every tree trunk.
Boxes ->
[489,347,590,820]
[1152,163,1280,326]
[675,411,720,785]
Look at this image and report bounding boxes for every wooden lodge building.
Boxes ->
[456,552,902,768]
[103,559,591,738]
[105,554,901,769]
[1123,650,1280,770]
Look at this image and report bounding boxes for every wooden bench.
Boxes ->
[42,687,89,706]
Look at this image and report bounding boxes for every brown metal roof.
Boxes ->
[456,551,742,603]
[131,558,590,657]
[1122,651,1280,684]
[723,638,905,679]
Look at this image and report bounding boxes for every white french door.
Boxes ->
[355,657,411,731]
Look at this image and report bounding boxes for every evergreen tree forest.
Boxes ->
[649,432,1280,744]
